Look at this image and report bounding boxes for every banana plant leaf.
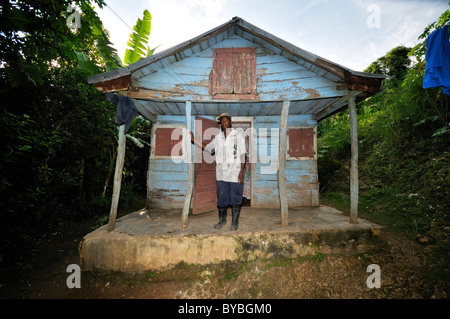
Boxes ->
[92,24,123,72]
[76,52,102,75]
[123,9,152,66]
[76,24,123,75]
[77,9,154,75]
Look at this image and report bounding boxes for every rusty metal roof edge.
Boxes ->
[87,16,386,85]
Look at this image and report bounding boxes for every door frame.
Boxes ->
[231,116,254,207]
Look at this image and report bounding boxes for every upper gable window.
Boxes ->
[209,48,257,100]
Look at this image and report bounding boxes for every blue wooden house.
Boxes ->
[88,17,386,230]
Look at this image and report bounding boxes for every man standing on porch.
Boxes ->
[190,113,246,230]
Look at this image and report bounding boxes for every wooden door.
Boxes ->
[192,116,220,214]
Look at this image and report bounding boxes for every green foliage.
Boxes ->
[77,9,155,74]
[0,1,152,266]
[0,109,63,218]
[364,46,411,83]
[318,8,450,243]
[409,5,450,69]
[77,52,103,75]
[124,9,153,66]
[77,24,123,74]
[0,67,118,262]
[319,67,449,237]
[0,0,106,86]
[92,24,124,71]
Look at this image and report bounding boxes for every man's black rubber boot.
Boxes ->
[230,205,241,230]
[214,206,228,229]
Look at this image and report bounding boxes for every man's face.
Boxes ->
[220,116,231,131]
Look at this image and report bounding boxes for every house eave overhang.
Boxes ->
[87,17,387,121]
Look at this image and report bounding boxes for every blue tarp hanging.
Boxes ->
[423,25,450,95]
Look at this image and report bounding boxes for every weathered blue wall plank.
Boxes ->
[250,115,319,207]
[147,115,190,209]
[147,114,319,209]
[133,35,346,103]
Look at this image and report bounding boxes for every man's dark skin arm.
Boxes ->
[190,131,207,150]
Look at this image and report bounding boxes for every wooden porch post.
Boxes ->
[182,101,193,229]
[348,94,359,224]
[108,124,126,232]
[279,100,290,226]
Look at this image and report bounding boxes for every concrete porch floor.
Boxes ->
[79,206,384,273]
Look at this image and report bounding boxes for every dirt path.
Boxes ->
[0,217,448,300]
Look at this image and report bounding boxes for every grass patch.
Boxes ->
[264,258,293,270]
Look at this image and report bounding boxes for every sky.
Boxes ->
[93,0,449,71]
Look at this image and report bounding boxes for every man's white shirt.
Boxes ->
[205,128,246,183]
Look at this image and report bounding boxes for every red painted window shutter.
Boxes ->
[287,128,315,158]
[154,127,183,157]
[233,51,255,94]
[211,50,233,94]
[210,48,256,98]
